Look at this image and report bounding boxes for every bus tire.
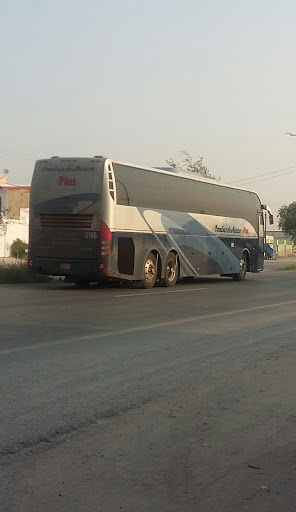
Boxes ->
[233,252,247,281]
[143,252,158,289]
[164,252,179,287]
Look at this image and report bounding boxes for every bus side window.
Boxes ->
[116,180,129,206]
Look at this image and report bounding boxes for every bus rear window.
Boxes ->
[31,159,103,216]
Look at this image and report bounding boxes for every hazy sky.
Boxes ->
[1,0,296,222]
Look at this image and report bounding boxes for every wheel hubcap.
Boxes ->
[144,259,156,283]
[166,259,177,281]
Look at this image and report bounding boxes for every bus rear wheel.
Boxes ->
[164,252,179,287]
[143,252,157,289]
[233,253,247,281]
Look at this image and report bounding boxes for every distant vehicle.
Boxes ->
[28,156,271,287]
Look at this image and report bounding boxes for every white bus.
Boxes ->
[28,156,270,287]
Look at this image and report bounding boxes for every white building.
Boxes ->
[0,183,30,258]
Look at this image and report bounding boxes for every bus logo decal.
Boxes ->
[57,176,77,186]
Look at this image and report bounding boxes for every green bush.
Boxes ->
[10,238,27,259]
[0,261,53,284]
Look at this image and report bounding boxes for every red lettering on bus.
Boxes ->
[57,176,77,186]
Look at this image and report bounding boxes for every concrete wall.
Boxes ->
[0,208,29,258]
[4,188,30,220]
[276,242,296,257]
[266,232,296,257]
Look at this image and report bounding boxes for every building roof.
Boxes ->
[0,183,30,190]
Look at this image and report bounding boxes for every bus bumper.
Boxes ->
[29,257,107,280]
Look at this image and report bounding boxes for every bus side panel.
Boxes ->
[110,206,261,281]
[216,237,261,273]
[112,230,257,280]
[139,209,241,276]
[112,162,264,278]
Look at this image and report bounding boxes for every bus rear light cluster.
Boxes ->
[100,240,111,256]
[29,260,33,266]
[100,220,112,257]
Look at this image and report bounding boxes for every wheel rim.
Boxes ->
[240,257,246,277]
[144,258,156,283]
[166,258,177,282]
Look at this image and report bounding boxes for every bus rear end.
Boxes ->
[29,157,109,283]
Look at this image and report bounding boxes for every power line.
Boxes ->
[227,163,296,185]
[235,166,296,186]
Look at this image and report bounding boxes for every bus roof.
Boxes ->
[38,156,260,200]
[108,158,259,198]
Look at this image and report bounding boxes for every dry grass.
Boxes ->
[0,261,52,284]
[282,264,296,271]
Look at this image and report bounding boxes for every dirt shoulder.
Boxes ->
[264,257,296,271]
[3,344,296,512]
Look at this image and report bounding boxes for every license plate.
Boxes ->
[60,263,70,270]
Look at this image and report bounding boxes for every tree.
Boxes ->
[278,202,296,244]
[166,148,220,180]
[11,238,26,259]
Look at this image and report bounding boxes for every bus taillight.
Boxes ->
[100,220,112,256]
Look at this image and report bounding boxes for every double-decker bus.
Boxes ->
[29,156,271,288]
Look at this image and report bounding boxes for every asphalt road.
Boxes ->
[1,269,296,511]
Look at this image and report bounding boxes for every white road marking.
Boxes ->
[115,287,208,297]
[1,299,296,356]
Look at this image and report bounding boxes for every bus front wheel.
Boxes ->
[233,253,247,281]
[143,252,157,289]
